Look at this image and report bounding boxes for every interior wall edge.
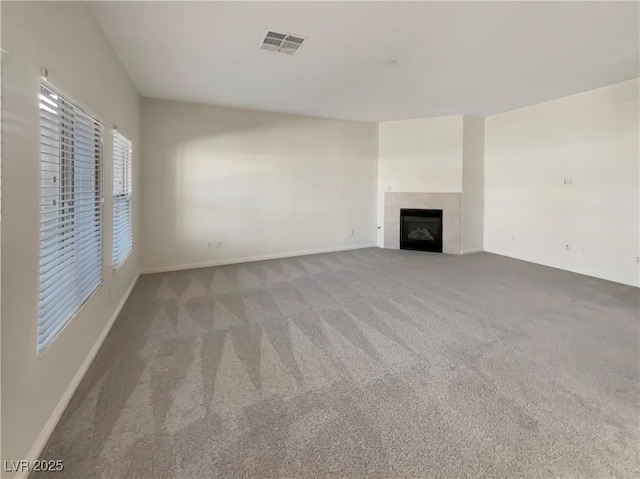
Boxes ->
[141,244,378,275]
[484,248,639,288]
[15,272,141,479]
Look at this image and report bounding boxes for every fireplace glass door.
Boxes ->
[400,209,443,252]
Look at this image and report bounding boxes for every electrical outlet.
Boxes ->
[565,244,572,250]
[563,178,573,185]
[511,235,516,240]
[636,257,639,264]
[217,241,223,248]
[207,242,213,250]
[349,229,354,236]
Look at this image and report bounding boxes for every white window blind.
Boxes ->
[38,82,103,353]
[112,131,132,267]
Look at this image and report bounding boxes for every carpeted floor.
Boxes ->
[35,248,639,478]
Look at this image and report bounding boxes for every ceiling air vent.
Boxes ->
[261,31,306,55]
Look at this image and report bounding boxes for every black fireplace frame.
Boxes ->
[400,209,443,253]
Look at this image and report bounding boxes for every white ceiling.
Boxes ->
[88,1,639,122]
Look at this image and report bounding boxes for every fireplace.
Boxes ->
[400,209,443,252]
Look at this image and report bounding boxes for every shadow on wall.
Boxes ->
[142,101,378,267]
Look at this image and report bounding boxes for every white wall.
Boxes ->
[141,98,378,271]
[485,79,639,286]
[377,115,464,246]
[1,2,141,473]
[462,116,485,253]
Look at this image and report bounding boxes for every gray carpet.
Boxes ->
[34,248,639,478]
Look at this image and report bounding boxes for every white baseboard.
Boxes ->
[18,272,140,479]
[142,243,378,274]
[483,248,640,288]
[461,247,483,255]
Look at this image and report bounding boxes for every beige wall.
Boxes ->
[140,98,378,271]
[1,1,141,473]
[462,116,485,252]
[377,115,464,246]
[485,79,639,286]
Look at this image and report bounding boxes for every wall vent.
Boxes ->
[261,31,306,55]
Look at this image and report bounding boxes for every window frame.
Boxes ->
[112,130,133,270]
[37,80,104,355]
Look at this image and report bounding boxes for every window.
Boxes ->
[112,131,132,268]
[38,82,103,353]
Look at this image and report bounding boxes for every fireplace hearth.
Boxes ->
[400,209,443,252]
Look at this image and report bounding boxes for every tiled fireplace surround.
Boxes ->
[384,192,462,254]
